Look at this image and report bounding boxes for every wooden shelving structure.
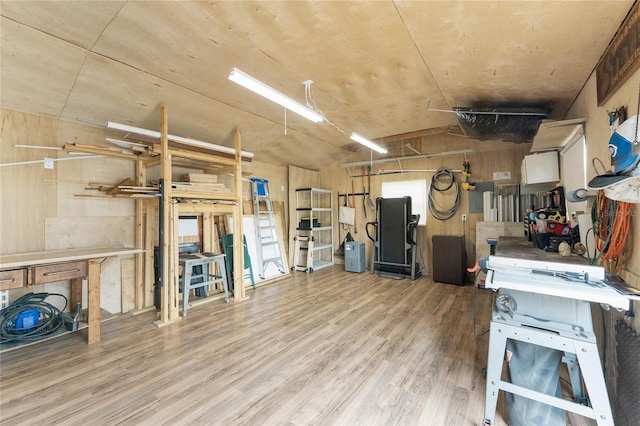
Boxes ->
[65,105,250,326]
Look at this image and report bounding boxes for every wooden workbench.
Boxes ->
[0,247,141,344]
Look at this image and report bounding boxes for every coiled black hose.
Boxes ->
[428,167,460,220]
[0,292,68,343]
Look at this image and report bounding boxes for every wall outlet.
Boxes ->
[462,214,467,222]
[43,157,54,169]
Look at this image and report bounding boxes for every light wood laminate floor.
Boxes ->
[0,266,596,425]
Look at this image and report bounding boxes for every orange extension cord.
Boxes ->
[592,191,634,274]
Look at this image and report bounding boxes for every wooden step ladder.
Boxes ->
[251,178,285,278]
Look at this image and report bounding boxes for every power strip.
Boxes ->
[0,290,8,309]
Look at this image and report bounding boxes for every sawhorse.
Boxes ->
[179,252,229,316]
[483,293,614,425]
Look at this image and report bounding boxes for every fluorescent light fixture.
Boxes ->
[228,67,324,123]
[350,133,387,154]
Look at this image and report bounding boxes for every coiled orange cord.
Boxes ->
[592,191,633,274]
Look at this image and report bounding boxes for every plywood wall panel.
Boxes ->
[44,217,134,250]
[44,214,135,316]
[0,110,58,254]
[56,157,135,218]
[249,160,288,203]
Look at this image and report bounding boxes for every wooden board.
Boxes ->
[475,222,525,261]
[121,257,135,313]
[0,247,141,269]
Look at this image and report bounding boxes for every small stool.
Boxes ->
[179,253,229,316]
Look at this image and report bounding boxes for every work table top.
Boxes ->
[0,247,141,269]
[495,236,588,266]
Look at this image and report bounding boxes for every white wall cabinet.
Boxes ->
[521,151,560,185]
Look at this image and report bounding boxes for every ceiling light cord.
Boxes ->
[228,68,323,123]
[229,68,387,154]
[304,80,386,154]
[304,80,319,111]
[324,118,350,137]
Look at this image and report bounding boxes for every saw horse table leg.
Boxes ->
[483,321,508,425]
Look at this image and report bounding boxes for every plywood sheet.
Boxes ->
[1,1,124,50]
[0,18,87,117]
[120,257,135,313]
[394,1,633,119]
[45,217,134,250]
[0,110,58,254]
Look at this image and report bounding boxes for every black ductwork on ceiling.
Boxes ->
[452,106,550,143]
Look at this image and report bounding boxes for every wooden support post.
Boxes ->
[134,160,145,310]
[169,202,180,320]
[87,258,101,344]
[233,128,245,300]
[144,202,155,308]
[203,212,213,253]
[159,104,173,325]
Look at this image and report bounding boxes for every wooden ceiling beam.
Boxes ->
[375,127,452,144]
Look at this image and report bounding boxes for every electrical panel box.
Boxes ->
[345,242,366,273]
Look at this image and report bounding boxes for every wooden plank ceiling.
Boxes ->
[0,1,634,170]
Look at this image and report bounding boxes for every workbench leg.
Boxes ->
[563,352,585,403]
[87,259,101,344]
[574,340,614,425]
[219,259,229,303]
[484,322,508,425]
[182,265,192,317]
[69,277,82,313]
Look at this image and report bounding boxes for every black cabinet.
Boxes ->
[432,235,467,285]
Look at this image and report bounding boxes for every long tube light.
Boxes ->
[350,133,387,154]
[228,68,324,123]
[106,121,254,158]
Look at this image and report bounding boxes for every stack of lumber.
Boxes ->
[184,173,219,184]
[76,173,232,199]
[78,178,159,198]
[173,173,231,194]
